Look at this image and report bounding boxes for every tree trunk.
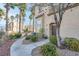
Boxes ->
[21,17,23,33]
[41,15,45,37]
[19,11,22,33]
[5,4,9,34]
[6,10,8,33]
[29,19,31,32]
[11,19,13,31]
[56,25,61,47]
[17,17,19,32]
[33,16,34,32]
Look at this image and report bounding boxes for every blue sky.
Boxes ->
[0,3,31,28]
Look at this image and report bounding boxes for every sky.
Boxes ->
[0,3,31,29]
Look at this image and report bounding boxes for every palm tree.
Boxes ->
[15,14,19,32]
[0,8,4,36]
[4,3,16,34]
[33,4,45,37]
[10,15,15,31]
[30,5,35,32]
[29,14,32,28]
[17,3,26,33]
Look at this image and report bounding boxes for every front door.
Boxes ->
[49,23,56,36]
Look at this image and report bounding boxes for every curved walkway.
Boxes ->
[10,37,49,56]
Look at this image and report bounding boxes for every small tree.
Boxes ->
[49,3,79,47]
[4,3,17,34]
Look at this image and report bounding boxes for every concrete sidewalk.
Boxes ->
[10,37,49,56]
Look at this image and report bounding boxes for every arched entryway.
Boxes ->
[49,23,56,36]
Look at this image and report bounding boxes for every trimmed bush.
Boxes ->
[64,37,79,52]
[0,31,5,38]
[15,32,22,38]
[49,35,57,45]
[23,28,28,32]
[43,35,48,39]
[30,35,37,42]
[9,32,22,39]
[25,35,31,40]
[41,43,58,56]
[9,34,16,39]
[39,28,44,38]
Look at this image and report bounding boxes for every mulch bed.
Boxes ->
[32,46,79,56]
[0,40,15,56]
[32,46,42,56]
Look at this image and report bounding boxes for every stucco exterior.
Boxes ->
[35,5,79,39]
[60,6,79,39]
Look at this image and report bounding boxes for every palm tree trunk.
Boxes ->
[33,16,34,32]
[5,4,9,34]
[19,10,22,33]
[17,17,19,31]
[21,17,24,33]
[11,18,14,31]
[29,19,31,32]
[6,10,8,32]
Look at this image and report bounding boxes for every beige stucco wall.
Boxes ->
[35,16,43,32]
[44,14,55,37]
[60,6,79,39]
[35,6,79,39]
[44,6,79,39]
[35,6,54,37]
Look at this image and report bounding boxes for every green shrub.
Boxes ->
[23,28,28,32]
[0,40,4,47]
[41,43,57,56]
[9,34,16,39]
[64,37,79,52]
[39,28,44,38]
[43,35,48,39]
[49,35,57,45]
[25,35,31,40]
[9,32,22,39]
[15,32,22,38]
[30,35,37,42]
[0,31,5,38]
[39,28,44,34]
